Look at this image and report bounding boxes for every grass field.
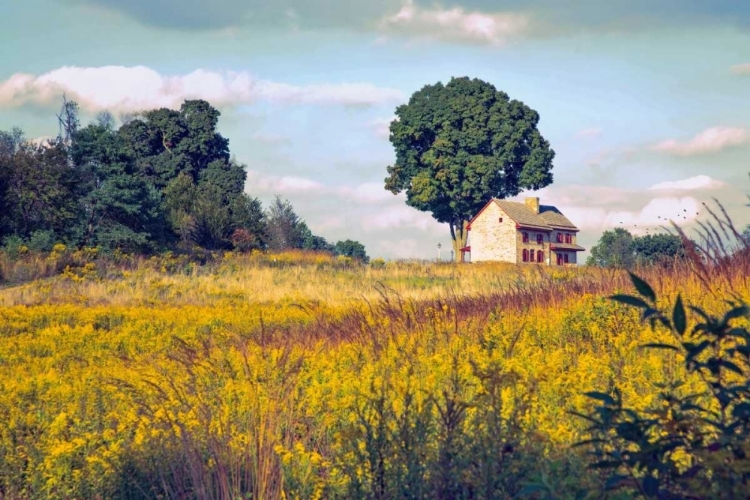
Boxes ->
[0,247,748,499]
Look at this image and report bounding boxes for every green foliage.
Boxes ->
[0,99,364,259]
[266,196,305,250]
[336,360,546,499]
[72,123,168,252]
[588,230,688,268]
[334,239,369,263]
[632,234,686,266]
[385,77,555,259]
[118,100,231,190]
[27,230,57,253]
[587,228,635,268]
[575,272,750,498]
[229,194,267,251]
[0,138,78,240]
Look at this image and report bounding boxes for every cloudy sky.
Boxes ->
[2,0,749,259]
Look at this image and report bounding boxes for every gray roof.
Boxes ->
[493,200,579,230]
[550,243,586,251]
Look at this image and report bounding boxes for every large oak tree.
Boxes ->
[384,77,555,261]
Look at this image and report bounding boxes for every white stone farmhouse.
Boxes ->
[462,197,584,265]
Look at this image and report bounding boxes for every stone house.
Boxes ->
[462,197,584,265]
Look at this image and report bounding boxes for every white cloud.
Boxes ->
[379,0,529,46]
[247,172,326,194]
[361,204,440,231]
[337,182,396,204]
[368,116,396,139]
[0,66,406,112]
[648,175,726,191]
[652,126,750,156]
[576,127,602,139]
[562,196,702,234]
[730,63,750,75]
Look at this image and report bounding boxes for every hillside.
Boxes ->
[0,250,748,498]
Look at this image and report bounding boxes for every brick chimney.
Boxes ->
[525,197,540,214]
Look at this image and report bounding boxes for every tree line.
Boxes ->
[0,99,368,262]
[586,227,688,268]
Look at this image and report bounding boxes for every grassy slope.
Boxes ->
[0,251,747,498]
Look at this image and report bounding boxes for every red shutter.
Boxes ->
[522,249,528,262]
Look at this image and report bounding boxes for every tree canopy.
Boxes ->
[384,77,555,260]
[0,98,367,260]
[587,228,687,268]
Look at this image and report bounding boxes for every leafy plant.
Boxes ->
[575,272,750,498]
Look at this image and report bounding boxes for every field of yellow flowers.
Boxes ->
[0,249,746,499]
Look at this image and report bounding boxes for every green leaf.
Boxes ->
[517,484,547,496]
[610,294,650,309]
[721,305,750,326]
[604,474,632,490]
[629,272,656,302]
[673,295,686,336]
[719,359,744,376]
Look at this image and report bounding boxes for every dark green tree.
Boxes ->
[586,228,635,268]
[229,194,267,251]
[632,233,686,265]
[297,222,333,252]
[0,132,78,241]
[334,239,369,263]
[118,100,230,190]
[0,128,25,239]
[384,77,555,261]
[72,123,167,252]
[163,173,199,247]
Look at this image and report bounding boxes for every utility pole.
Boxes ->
[437,243,442,262]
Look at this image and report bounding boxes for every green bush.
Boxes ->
[574,272,750,499]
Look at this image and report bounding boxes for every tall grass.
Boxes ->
[0,204,748,498]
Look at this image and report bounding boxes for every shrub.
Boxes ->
[574,272,750,499]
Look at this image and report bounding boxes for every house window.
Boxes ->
[537,250,544,263]
[536,233,543,244]
[522,249,528,262]
[556,233,563,243]
[498,217,503,223]
[565,233,572,244]
[522,232,529,243]
[529,250,535,262]
[556,253,563,266]
[564,253,569,264]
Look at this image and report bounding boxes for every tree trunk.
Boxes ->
[449,219,469,263]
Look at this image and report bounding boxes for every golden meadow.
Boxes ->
[0,247,748,499]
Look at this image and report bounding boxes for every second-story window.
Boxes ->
[556,233,563,243]
[536,233,543,244]
[522,232,529,243]
[565,233,572,244]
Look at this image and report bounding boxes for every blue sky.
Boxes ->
[1,0,749,259]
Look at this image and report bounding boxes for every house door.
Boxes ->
[556,253,563,266]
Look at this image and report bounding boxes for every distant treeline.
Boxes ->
[0,99,368,262]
